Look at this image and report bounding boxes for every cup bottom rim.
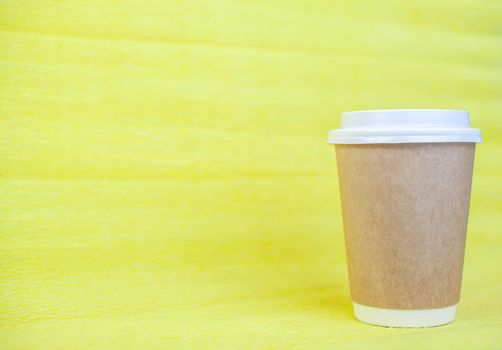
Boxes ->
[352,302,457,328]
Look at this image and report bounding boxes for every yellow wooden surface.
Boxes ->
[1,1,501,348]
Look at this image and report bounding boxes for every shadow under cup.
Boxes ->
[328,110,482,327]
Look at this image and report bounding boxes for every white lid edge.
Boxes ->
[353,302,457,328]
[327,133,483,144]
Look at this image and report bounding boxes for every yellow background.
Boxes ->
[1,1,501,348]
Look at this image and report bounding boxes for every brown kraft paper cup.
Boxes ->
[336,143,475,311]
[327,109,482,327]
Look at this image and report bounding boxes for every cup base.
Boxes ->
[353,302,457,328]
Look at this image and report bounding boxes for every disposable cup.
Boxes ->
[327,110,482,327]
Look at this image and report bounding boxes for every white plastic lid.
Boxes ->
[327,109,482,144]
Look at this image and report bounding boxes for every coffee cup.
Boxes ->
[328,109,482,327]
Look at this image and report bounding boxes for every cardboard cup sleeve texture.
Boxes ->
[328,110,482,327]
[337,143,474,308]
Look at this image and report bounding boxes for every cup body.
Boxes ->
[335,142,476,327]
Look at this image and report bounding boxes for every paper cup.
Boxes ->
[327,110,482,327]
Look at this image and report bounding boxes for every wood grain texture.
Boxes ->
[1,0,501,348]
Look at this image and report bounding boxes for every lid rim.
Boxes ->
[327,136,483,145]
